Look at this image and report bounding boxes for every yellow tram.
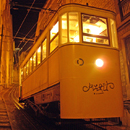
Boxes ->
[19,4,123,119]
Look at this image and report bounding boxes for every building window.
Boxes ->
[37,46,41,65]
[82,14,109,45]
[42,39,46,61]
[69,12,79,42]
[119,0,130,20]
[50,21,59,53]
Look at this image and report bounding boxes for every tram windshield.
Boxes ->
[82,14,109,45]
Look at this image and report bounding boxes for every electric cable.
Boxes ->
[20,31,35,52]
[14,0,36,38]
[17,21,37,48]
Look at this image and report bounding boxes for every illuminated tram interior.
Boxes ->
[20,12,117,78]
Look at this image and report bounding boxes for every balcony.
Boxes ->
[119,0,130,21]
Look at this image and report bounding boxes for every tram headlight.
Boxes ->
[95,59,104,67]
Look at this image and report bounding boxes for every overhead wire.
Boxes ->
[14,0,36,38]
[14,0,36,64]
[14,0,56,50]
[21,31,35,51]
[17,21,37,48]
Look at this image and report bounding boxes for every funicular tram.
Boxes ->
[19,4,123,119]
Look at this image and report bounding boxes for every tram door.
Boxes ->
[125,36,130,82]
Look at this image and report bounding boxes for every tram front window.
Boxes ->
[110,19,118,48]
[69,12,79,42]
[61,13,67,44]
[82,14,109,45]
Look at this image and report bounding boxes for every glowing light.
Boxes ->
[88,25,102,35]
[37,46,41,53]
[95,59,104,67]
[51,21,59,38]
[62,20,67,29]
[74,35,79,42]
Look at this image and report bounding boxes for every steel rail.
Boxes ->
[9,86,48,130]
[9,87,39,130]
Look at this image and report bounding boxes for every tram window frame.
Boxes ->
[33,52,37,71]
[37,46,41,65]
[42,38,47,61]
[50,21,59,53]
[30,57,33,73]
[81,13,110,45]
[69,12,79,43]
[110,19,118,48]
[26,61,29,76]
[61,13,68,44]
[23,64,26,79]
[21,68,23,83]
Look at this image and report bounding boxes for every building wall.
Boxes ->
[13,64,19,84]
[0,0,13,88]
[114,0,130,127]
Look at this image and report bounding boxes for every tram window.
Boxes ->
[82,14,109,45]
[50,36,58,53]
[26,61,29,76]
[50,21,59,40]
[21,68,23,82]
[69,12,79,42]
[37,46,41,65]
[33,52,36,71]
[24,65,26,79]
[30,57,32,73]
[42,39,46,61]
[50,21,59,53]
[83,36,109,45]
[61,13,67,44]
[110,19,118,48]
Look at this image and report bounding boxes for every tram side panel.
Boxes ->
[33,50,60,105]
[34,50,61,105]
[21,50,60,104]
[59,45,123,119]
[48,50,60,86]
[22,61,48,100]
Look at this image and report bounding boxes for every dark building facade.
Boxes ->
[0,0,14,88]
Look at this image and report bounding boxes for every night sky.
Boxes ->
[11,0,47,51]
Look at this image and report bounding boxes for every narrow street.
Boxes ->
[0,84,127,130]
